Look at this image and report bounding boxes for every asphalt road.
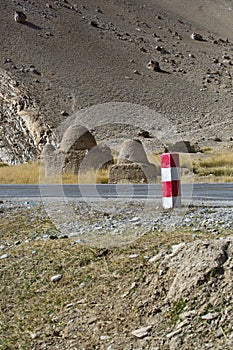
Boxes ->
[0,183,233,203]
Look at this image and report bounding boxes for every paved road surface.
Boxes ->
[0,184,233,203]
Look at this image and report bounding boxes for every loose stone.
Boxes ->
[51,274,63,282]
[131,325,152,338]
[0,253,10,259]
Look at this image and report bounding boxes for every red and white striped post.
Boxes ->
[161,153,181,209]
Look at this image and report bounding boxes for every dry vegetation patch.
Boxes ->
[192,152,233,182]
[0,163,109,184]
[1,150,233,185]
[0,205,232,349]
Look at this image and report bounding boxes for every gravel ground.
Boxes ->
[1,199,232,248]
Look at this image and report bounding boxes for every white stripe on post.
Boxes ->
[161,152,181,209]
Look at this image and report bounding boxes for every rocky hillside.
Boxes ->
[0,69,52,163]
[1,0,233,162]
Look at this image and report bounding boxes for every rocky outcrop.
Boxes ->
[158,239,231,301]
[0,70,52,164]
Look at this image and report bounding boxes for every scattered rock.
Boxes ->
[201,312,219,320]
[155,46,169,54]
[100,335,110,340]
[179,310,197,320]
[147,60,161,72]
[49,235,58,240]
[215,329,224,338]
[129,254,138,258]
[166,329,182,339]
[213,135,222,142]
[46,3,53,9]
[138,130,151,138]
[89,20,98,28]
[95,8,103,14]
[131,325,152,338]
[0,253,10,259]
[61,110,69,116]
[169,336,183,350]
[129,217,141,223]
[191,32,203,41]
[51,274,63,282]
[3,58,12,64]
[30,66,41,75]
[14,11,27,24]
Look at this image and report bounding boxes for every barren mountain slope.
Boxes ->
[0,0,233,162]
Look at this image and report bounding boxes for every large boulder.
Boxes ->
[166,140,201,153]
[156,238,232,301]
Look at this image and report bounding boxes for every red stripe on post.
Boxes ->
[161,153,180,168]
[161,152,181,208]
[162,180,181,197]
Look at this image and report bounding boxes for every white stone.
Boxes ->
[149,254,162,263]
[51,274,63,282]
[131,325,152,338]
[129,254,138,258]
[0,253,9,259]
[201,312,219,320]
[129,217,141,223]
[100,335,110,340]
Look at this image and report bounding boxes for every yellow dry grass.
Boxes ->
[0,162,109,184]
[1,151,233,184]
[0,162,39,184]
[193,152,233,181]
[197,153,233,168]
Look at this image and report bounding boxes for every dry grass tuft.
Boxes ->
[0,163,109,184]
[78,168,109,184]
[193,152,233,181]
[0,162,39,184]
[197,153,233,168]
[1,151,233,184]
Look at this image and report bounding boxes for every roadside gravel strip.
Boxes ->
[1,199,232,248]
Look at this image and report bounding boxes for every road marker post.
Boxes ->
[161,152,181,209]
